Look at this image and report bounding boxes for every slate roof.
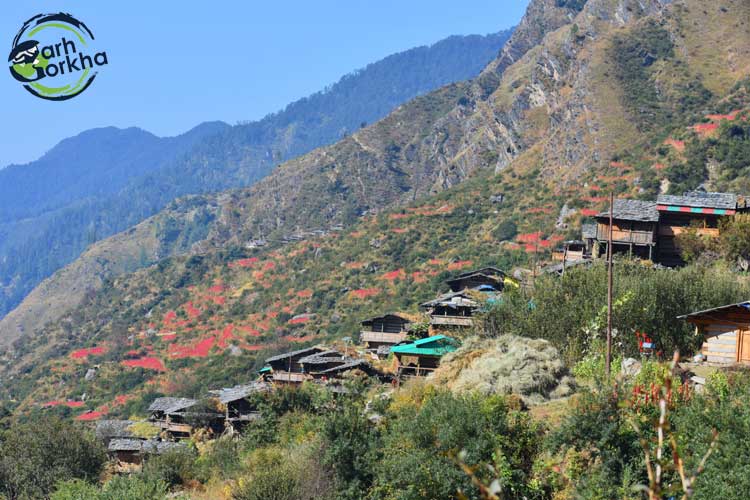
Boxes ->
[361,313,414,326]
[317,359,368,374]
[298,350,346,365]
[95,420,134,441]
[445,272,504,287]
[264,346,324,364]
[453,266,506,279]
[582,223,598,239]
[597,199,659,222]
[209,382,270,404]
[108,438,186,454]
[108,438,144,452]
[420,290,479,309]
[677,300,750,319]
[657,191,737,209]
[147,397,197,414]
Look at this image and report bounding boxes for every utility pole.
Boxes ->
[606,192,614,378]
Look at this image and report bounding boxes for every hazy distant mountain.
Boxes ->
[0,29,513,323]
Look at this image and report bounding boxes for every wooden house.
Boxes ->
[391,335,459,378]
[593,199,659,261]
[360,314,413,356]
[552,240,588,262]
[589,191,746,266]
[445,267,508,292]
[209,382,270,432]
[264,346,326,384]
[298,350,383,380]
[147,397,223,439]
[107,438,185,470]
[420,291,479,331]
[679,301,750,364]
[655,192,743,265]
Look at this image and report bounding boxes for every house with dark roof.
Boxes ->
[593,199,660,261]
[360,314,414,356]
[587,191,747,266]
[420,290,480,332]
[209,382,270,432]
[391,335,459,378]
[678,301,750,364]
[445,267,509,293]
[107,438,186,469]
[264,346,327,384]
[147,397,223,439]
[655,192,745,265]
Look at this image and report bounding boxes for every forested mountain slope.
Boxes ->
[0,30,512,326]
[2,0,749,414]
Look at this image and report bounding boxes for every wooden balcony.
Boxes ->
[596,226,655,245]
[360,331,407,344]
[165,423,192,434]
[429,316,473,327]
[272,371,309,383]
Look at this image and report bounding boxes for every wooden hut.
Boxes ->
[445,267,508,293]
[107,438,185,470]
[264,346,326,384]
[589,192,746,266]
[209,382,269,432]
[360,314,413,356]
[420,291,479,331]
[147,397,223,439]
[594,199,659,261]
[656,192,743,266]
[679,301,750,364]
[391,335,459,378]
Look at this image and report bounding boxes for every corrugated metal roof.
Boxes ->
[264,346,324,364]
[147,397,197,413]
[657,191,737,209]
[677,301,750,319]
[597,199,659,222]
[391,335,459,356]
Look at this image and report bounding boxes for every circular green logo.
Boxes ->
[8,13,108,101]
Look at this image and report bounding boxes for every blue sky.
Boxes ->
[0,1,527,167]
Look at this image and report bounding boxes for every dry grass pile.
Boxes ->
[431,335,575,405]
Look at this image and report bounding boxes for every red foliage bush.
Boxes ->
[447,260,473,271]
[351,288,381,299]
[121,357,166,371]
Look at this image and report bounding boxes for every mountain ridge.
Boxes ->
[0,29,513,329]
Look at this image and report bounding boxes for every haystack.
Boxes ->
[430,335,575,405]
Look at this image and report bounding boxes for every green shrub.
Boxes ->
[99,475,168,500]
[142,447,197,487]
[0,418,106,500]
[51,479,100,500]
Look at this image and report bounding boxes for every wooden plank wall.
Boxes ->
[701,324,738,363]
